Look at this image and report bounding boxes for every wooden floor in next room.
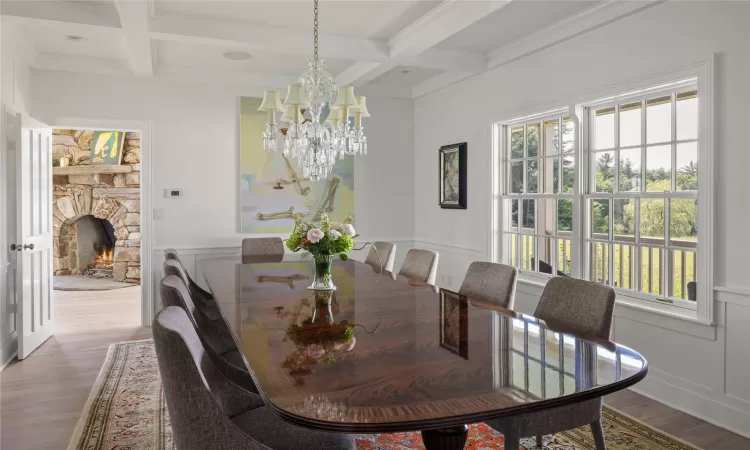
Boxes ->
[0,285,747,449]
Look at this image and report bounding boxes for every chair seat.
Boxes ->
[233,406,356,450]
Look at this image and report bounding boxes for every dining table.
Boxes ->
[199,256,648,450]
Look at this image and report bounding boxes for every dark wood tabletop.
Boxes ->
[200,257,647,437]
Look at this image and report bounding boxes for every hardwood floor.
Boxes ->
[0,285,150,450]
[1,285,747,449]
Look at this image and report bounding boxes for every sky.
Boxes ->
[594,95,698,172]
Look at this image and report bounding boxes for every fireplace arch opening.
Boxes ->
[57,215,117,278]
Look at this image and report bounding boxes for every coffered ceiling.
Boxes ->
[0,0,661,98]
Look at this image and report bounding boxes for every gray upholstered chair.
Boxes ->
[364,241,396,273]
[153,306,357,450]
[458,261,518,309]
[161,274,258,394]
[486,277,616,450]
[398,249,439,285]
[241,237,285,263]
[163,258,221,320]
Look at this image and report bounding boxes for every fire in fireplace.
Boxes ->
[77,217,116,279]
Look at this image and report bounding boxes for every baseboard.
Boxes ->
[0,335,18,371]
[631,372,750,439]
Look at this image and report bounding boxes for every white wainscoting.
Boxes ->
[150,239,415,315]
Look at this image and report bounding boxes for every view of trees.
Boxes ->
[591,153,698,240]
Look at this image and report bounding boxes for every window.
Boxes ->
[502,113,577,276]
[496,72,711,316]
[585,84,698,307]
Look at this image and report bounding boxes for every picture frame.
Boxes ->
[438,142,467,209]
[89,131,125,165]
[439,290,468,359]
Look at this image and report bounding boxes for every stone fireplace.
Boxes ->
[52,129,141,284]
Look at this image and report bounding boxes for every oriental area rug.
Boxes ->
[67,340,700,450]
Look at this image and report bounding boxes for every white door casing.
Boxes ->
[15,111,53,359]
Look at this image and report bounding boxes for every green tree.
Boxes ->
[677,161,698,191]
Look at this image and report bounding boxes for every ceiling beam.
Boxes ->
[114,0,154,76]
[149,14,389,62]
[388,0,508,58]
[336,0,504,88]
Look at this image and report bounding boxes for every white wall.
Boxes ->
[1,24,32,114]
[414,1,750,437]
[30,71,414,311]
[31,71,414,248]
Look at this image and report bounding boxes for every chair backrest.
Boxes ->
[364,241,396,273]
[164,259,191,289]
[458,261,518,309]
[160,275,234,354]
[241,237,285,263]
[153,307,263,449]
[534,277,615,340]
[399,249,439,285]
[164,248,179,261]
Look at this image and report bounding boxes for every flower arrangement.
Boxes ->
[286,214,357,259]
[286,214,358,290]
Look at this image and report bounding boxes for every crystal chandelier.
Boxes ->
[258,0,370,181]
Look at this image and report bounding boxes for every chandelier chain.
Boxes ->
[313,0,319,61]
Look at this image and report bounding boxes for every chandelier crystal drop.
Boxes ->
[258,0,369,181]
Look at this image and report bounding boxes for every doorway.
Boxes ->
[51,128,142,332]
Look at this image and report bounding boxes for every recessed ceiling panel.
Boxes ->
[20,22,128,61]
[154,0,435,40]
[369,65,442,88]
[437,0,600,53]
[1,0,122,28]
[157,40,352,76]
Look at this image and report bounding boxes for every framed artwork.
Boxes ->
[90,131,125,165]
[438,142,467,209]
[239,97,354,233]
[439,290,468,359]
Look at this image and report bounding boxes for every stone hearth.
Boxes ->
[52,130,141,284]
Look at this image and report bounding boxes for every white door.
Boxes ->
[12,109,53,359]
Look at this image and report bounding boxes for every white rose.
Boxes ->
[331,221,344,231]
[306,228,324,243]
[329,229,342,239]
[343,224,356,236]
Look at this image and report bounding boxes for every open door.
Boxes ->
[8,107,54,359]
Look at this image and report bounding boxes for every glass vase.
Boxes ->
[309,253,336,291]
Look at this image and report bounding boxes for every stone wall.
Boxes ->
[52,130,141,284]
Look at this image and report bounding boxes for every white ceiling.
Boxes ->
[154,1,441,40]
[0,0,658,98]
[437,1,599,53]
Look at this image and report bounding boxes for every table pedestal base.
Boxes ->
[421,425,468,450]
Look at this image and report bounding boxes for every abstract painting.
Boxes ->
[439,142,466,209]
[239,97,355,233]
[90,131,125,165]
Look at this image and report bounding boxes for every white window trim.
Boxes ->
[490,57,715,324]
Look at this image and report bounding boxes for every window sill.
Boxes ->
[516,275,716,340]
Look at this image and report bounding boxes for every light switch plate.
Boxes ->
[153,208,164,220]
